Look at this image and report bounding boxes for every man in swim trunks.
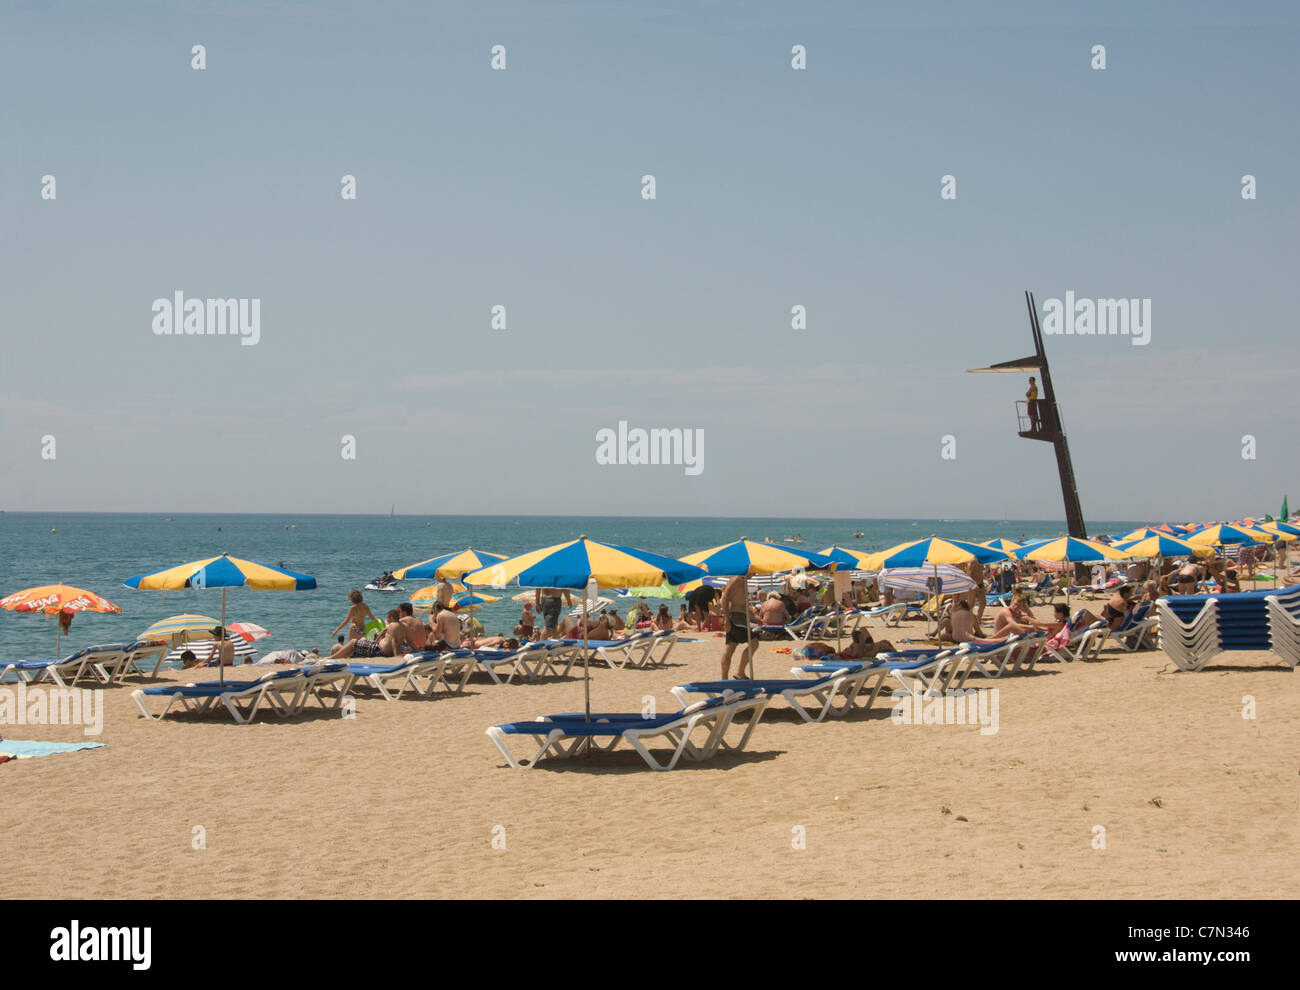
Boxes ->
[436,577,456,610]
[535,587,571,638]
[719,571,754,679]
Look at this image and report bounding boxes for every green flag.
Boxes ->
[1283,495,1290,520]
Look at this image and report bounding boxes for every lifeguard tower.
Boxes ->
[967,292,1087,541]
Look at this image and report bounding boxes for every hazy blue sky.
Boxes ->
[2,0,1296,523]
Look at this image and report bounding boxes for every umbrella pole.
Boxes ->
[934,564,942,650]
[220,587,227,685]
[583,585,590,721]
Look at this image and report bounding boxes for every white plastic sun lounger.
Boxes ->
[486,690,767,771]
[3,645,128,687]
[343,654,440,700]
[131,669,307,724]
[672,664,885,723]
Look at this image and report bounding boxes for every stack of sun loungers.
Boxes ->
[1155,585,1300,671]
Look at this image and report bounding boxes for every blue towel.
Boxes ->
[0,740,105,758]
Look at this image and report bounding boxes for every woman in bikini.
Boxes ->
[333,589,376,641]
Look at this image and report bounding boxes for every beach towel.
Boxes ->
[0,740,106,760]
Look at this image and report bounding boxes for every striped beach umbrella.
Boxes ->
[1016,537,1128,607]
[0,584,122,654]
[1014,537,1127,562]
[1116,528,1167,542]
[164,635,257,665]
[1185,524,1274,547]
[818,546,875,569]
[392,548,509,581]
[681,540,836,576]
[124,555,316,683]
[1114,534,1214,559]
[981,538,1024,552]
[861,539,1008,646]
[861,538,1008,571]
[137,613,222,642]
[1258,521,1300,539]
[464,537,706,718]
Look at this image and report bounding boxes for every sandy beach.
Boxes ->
[4,603,1297,900]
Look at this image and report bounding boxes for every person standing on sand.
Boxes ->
[535,587,571,638]
[333,589,376,641]
[436,576,456,610]
[720,571,754,679]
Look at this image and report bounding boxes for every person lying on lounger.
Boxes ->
[1075,585,1135,631]
[463,635,520,650]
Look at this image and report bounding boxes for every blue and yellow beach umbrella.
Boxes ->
[464,538,705,591]
[1116,528,1167,542]
[1014,537,1127,563]
[981,538,1024,553]
[1114,534,1214,559]
[1186,524,1274,547]
[818,546,875,570]
[393,548,509,581]
[463,538,707,718]
[1258,521,1300,540]
[124,554,316,682]
[862,538,1008,571]
[681,540,835,576]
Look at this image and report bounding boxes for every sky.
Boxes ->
[1,0,1297,523]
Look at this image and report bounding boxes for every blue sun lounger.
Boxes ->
[672,662,887,722]
[131,668,308,724]
[486,689,768,770]
[3,644,129,687]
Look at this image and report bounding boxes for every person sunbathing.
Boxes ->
[1074,585,1134,632]
[463,635,520,650]
[654,605,673,631]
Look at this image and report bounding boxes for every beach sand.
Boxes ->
[3,604,1298,899]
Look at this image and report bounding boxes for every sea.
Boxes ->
[0,513,1145,665]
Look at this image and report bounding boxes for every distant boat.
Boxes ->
[390,504,395,518]
[853,531,864,539]
[784,534,805,543]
